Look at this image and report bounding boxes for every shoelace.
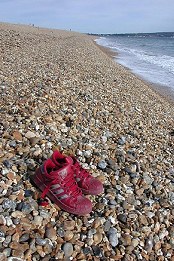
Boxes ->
[40,169,82,206]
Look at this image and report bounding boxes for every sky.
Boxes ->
[0,0,174,34]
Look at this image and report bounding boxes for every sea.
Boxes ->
[95,32,174,95]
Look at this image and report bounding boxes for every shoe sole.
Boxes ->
[30,174,92,216]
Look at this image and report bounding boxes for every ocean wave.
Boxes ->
[96,36,174,89]
[122,49,174,74]
[96,38,174,74]
[117,47,174,74]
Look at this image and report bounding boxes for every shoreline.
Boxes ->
[93,37,174,105]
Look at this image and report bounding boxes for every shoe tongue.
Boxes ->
[57,156,73,180]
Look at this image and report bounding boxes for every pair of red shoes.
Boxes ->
[31,150,103,216]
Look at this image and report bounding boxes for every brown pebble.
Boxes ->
[13,130,23,141]
[155,241,161,251]
[7,172,16,180]
[76,253,86,260]
[121,234,132,246]
[56,237,64,244]
[110,255,124,260]
[29,137,40,146]
[12,249,24,259]
[45,227,57,241]
[64,220,75,230]
[139,215,148,225]
[92,218,101,228]
[64,230,74,241]
[136,188,144,196]
[94,232,103,244]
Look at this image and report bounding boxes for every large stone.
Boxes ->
[62,243,73,257]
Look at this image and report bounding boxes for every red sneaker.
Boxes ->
[52,151,104,196]
[31,158,92,215]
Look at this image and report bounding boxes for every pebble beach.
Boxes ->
[0,22,174,260]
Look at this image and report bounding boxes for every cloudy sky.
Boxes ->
[0,0,173,34]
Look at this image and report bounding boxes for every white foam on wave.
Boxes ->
[96,37,174,90]
[116,47,174,74]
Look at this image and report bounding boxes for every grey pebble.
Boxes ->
[117,213,127,224]
[62,242,73,257]
[2,199,16,211]
[105,130,113,138]
[19,233,30,242]
[83,247,91,255]
[57,227,65,237]
[104,220,111,232]
[39,209,51,219]
[9,140,17,147]
[35,238,48,246]
[143,172,153,186]
[124,167,134,175]
[169,192,174,204]
[0,231,5,237]
[3,248,11,257]
[92,245,102,256]
[13,184,22,192]
[118,136,126,145]
[25,159,36,170]
[5,217,13,227]
[80,233,87,241]
[105,167,112,174]
[3,235,12,247]
[3,160,12,169]
[21,203,33,214]
[88,229,96,238]
[101,198,108,205]
[2,168,9,175]
[169,168,174,175]
[108,227,119,247]
[109,199,117,205]
[98,160,107,170]
[107,159,118,171]
[12,218,20,225]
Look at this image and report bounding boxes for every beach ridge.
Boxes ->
[0,22,174,260]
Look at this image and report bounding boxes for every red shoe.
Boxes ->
[31,158,92,215]
[52,151,104,196]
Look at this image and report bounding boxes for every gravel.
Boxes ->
[0,22,174,260]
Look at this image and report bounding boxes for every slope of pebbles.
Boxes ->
[0,23,174,261]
